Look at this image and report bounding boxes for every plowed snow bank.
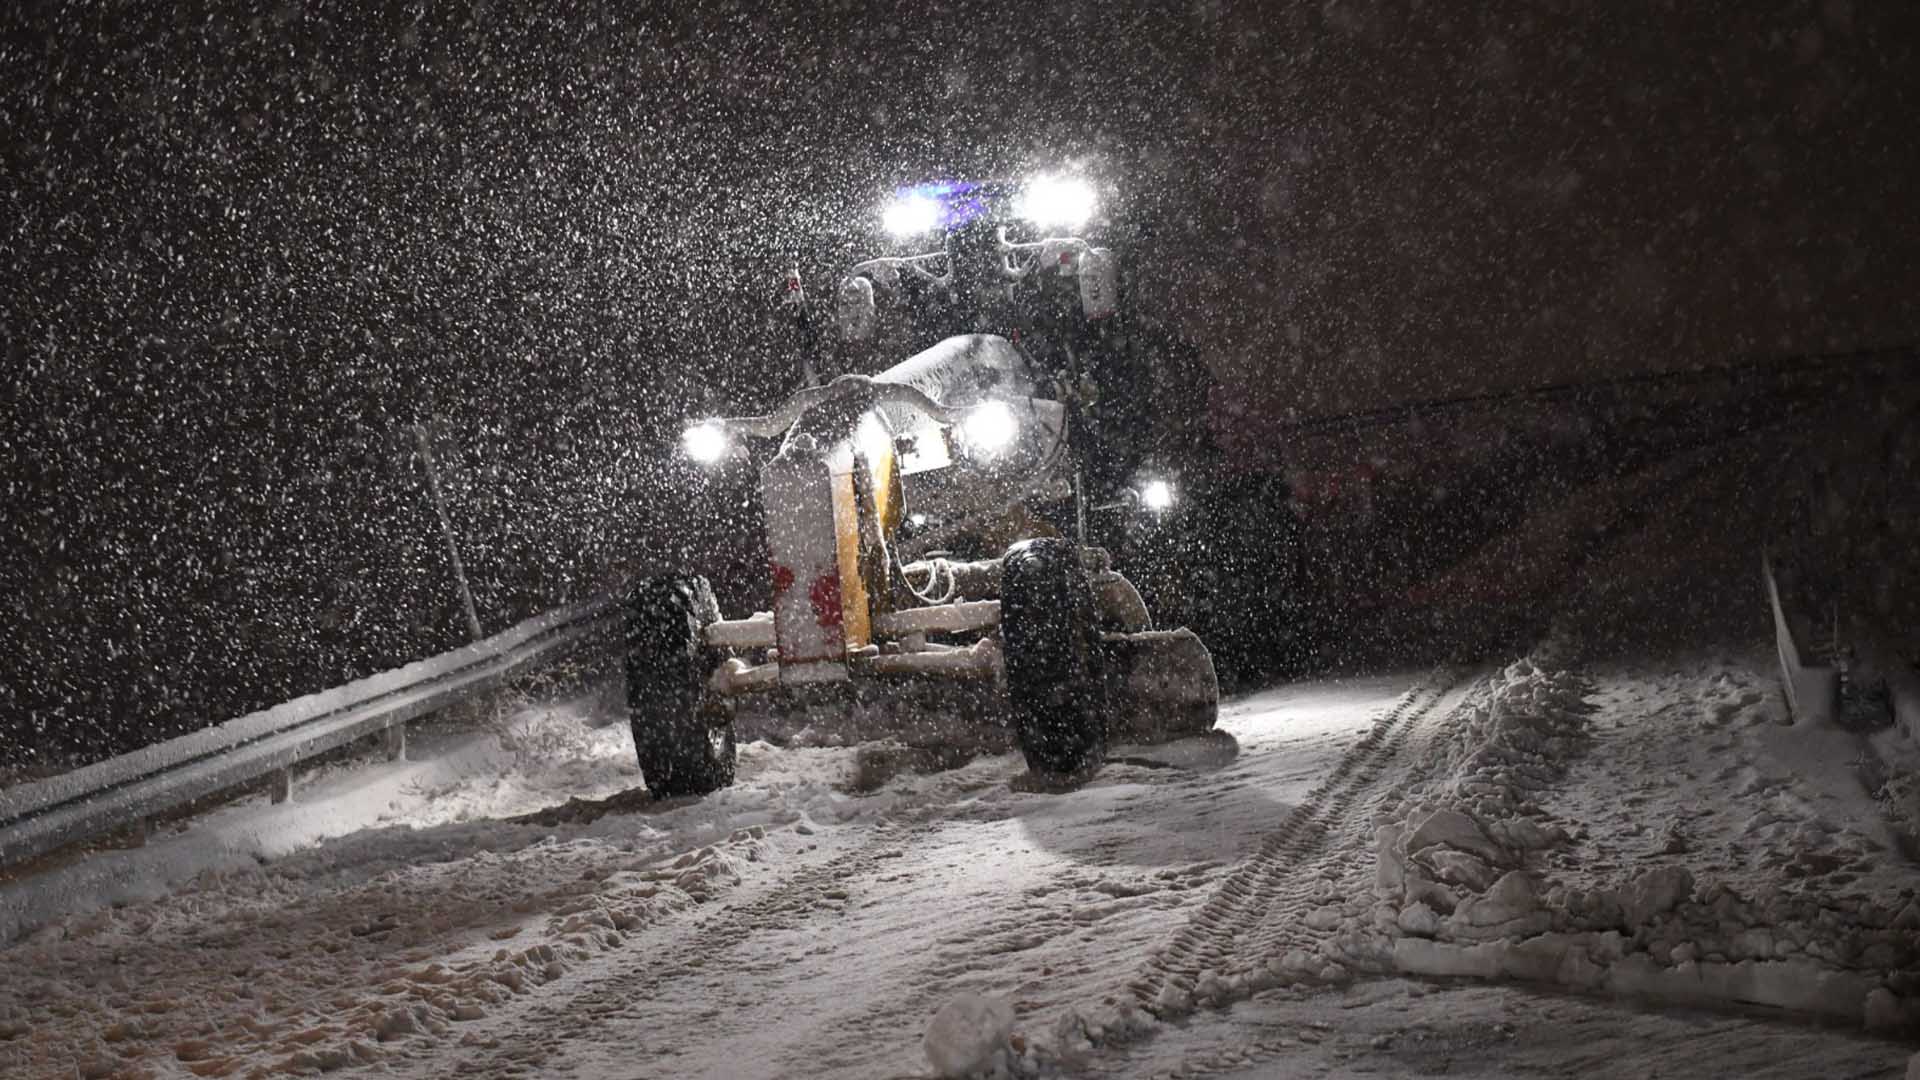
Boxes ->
[1371,645,1917,1031]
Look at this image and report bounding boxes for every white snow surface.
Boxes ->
[0,676,1395,1079]
[1365,645,1919,1030]
[0,655,1914,1079]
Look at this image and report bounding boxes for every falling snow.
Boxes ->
[3,3,1920,1077]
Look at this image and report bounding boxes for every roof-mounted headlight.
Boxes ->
[680,420,730,465]
[1015,174,1097,230]
[882,194,940,238]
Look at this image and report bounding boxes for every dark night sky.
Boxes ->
[3,0,1917,763]
[1156,2,1920,450]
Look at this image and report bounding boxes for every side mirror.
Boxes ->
[1079,248,1118,319]
[779,265,808,311]
[836,275,877,342]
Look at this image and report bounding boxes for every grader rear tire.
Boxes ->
[1001,539,1107,776]
[624,575,736,798]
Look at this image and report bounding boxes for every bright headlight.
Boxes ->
[882,194,940,237]
[681,420,729,465]
[959,401,1018,456]
[1139,478,1175,512]
[1016,174,1097,230]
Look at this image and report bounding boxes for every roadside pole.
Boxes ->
[413,422,484,642]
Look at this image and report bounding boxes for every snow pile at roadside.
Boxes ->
[1367,648,1920,1033]
[0,685,934,947]
[1879,760,1920,850]
[1376,653,1595,937]
[0,690,637,945]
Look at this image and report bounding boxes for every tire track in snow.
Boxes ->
[427,754,1239,1079]
[1126,665,1471,1015]
[413,734,1272,1079]
[425,818,932,1079]
[1225,673,1494,977]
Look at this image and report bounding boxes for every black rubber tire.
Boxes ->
[624,574,736,798]
[1001,538,1107,776]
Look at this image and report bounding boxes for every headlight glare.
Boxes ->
[681,421,729,465]
[1139,478,1175,512]
[959,401,1018,456]
[1016,174,1097,230]
[882,195,940,237]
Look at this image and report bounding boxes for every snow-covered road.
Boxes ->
[2,652,1914,1079]
[0,672,1411,1078]
[384,674,1427,1080]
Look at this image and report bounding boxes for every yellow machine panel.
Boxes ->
[830,469,872,649]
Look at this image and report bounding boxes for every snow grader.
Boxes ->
[625,172,1220,796]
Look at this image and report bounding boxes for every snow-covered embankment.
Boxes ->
[1372,642,1918,1032]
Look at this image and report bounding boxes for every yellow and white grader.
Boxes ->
[626,174,1219,795]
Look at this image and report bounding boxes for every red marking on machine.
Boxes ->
[808,573,843,628]
[770,563,796,596]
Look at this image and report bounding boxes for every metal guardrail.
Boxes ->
[1761,551,1838,726]
[0,595,623,871]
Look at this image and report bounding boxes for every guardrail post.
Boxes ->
[1762,550,1839,726]
[269,768,293,804]
[413,423,485,642]
[382,722,406,762]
